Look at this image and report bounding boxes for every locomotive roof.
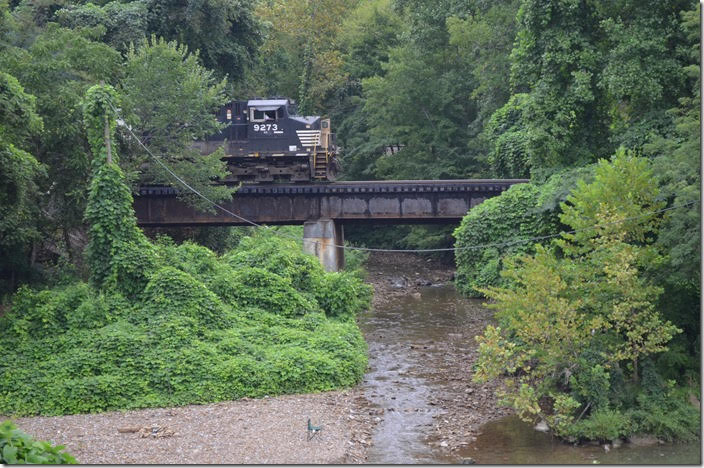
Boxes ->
[247,99,289,108]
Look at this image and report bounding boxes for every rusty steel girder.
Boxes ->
[134,179,528,227]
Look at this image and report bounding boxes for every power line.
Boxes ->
[110,103,697,254]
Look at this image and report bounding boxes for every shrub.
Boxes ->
[218,267,320,318]
[224,235,323,292]
[0,420,76,464]
[137,266,232,329]
[313,271,372,320]
[567,409,631,442]
[0,231,370,416]
[453,167,593,296]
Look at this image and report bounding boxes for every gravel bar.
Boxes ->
[9,389,376,464]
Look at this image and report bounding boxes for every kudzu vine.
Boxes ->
[82,84,157,295]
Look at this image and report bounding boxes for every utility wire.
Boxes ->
[111,103,697,254]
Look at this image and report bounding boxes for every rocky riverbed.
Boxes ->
[360,252,511,461]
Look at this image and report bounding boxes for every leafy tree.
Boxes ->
[119,36,234,210]
[0,24,122,261]
[473,152,681,438]
[0,71,45,293]
[447,0,520,146]
[83,83,158,296]
[250,0,358,112]
[55,1,149,51]
[642,3,700,380]
[145,0,261,80]
[330,0,402,179]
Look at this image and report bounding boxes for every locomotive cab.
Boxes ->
[195,97,339,183]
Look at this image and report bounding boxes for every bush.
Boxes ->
[453,167,593,296]
[314,272,372,320]
[0,420,76,464]
[567,409,631,441]
[0,230,371,416]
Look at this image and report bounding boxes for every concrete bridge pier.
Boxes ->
[303,219,344,272]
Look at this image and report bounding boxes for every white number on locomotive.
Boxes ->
[253,124,278,132]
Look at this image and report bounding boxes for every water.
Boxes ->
[357,279,702,464]
[460,415,701,465]
[357,282,493,464]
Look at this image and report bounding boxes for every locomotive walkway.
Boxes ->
[134,179,528,270]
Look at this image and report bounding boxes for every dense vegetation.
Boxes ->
[0,421,76,464]
[0,0,698,445]
[471,153,699,442]
[0,85,370,416]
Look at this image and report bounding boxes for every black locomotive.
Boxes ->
[195,98,339,183]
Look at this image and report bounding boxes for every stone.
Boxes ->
[627,434,660,447]
[534,420,549,432]
[440,441,448,447]
[461,458,476,464]
[390,277,409,289]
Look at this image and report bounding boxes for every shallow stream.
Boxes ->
[357,278,701,464]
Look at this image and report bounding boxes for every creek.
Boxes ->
[357,276,701,464]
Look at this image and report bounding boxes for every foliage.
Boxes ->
[0,23,122,262]
[119,36,233,210]
[454,168,591,296]
[0,71,45,294]
[146,0,261,80]
[0,421,77,464]
[2,123,370,416]
[0,226,371,415]
[56,1,149,51]
[83,84,159,296]
[249,0,357,113]
[471,153,688,441]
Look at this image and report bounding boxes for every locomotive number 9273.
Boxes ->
[193,97,340,184]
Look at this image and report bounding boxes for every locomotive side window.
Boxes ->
[250,108,278,122]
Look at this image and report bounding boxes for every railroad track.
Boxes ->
[138,179,529,197]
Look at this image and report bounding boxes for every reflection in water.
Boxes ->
[460,415,701,465]
[358,281,702,465]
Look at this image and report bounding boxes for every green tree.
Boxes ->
[0,71,45,293]
[250,0,357,112]
[0,24,121,262]
[83,84,158,296]
[55,1,149,51]
[473,152,680,437]
[119,36,234,210]
[145,0,261,80]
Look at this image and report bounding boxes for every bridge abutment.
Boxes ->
[303,219,345,272]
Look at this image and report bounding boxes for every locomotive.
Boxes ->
[195,98,340,183]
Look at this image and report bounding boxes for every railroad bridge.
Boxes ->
[135,179,527,271]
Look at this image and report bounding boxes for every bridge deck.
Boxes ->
[135,179,528,226]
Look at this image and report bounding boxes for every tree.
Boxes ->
[0,24,122,261]
[473,151,680,436]
[55,1,149,52]
[119,36,234,210]
[146,0,261,81]
[83,83,157,297]
[250,0,358,112]
[0,71,45,293]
